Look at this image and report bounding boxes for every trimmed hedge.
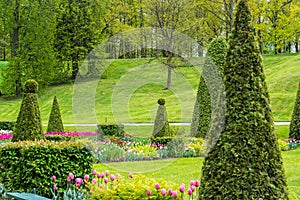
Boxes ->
[289,81,300,139]
[0,122,15,131]
[47,96,64,133]
[0,140,94,197]
[12,79,44,142]
[96,124,125,137]
[199,0,288,199]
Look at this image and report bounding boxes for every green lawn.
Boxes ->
[0,53,299,124]
[94,148,300,199]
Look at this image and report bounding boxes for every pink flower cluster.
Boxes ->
[147,180,200,199]
[45,131,98,137]
[0,133,12,141]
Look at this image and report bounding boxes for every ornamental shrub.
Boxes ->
[47,96,64,133]
[199,0,289,199]
[0,140,94,197]
[190,38,227,138]
[0,121,15,131]
[12,80,44,142]
[96,124,125,137]
[289,81,300,139]
[152,99,171,138]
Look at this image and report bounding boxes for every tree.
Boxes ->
[47,96,64,133]
[289,81,300,139]
[55,0,98,80]
[191,38,227,138]
[0,0,63,96]
[12,80,44,142]
[152,98,171,138]
[199,0,289,199]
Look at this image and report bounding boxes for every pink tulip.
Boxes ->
[190,181,194,187]
[99,184,103,188]
[52,175,56,181]
[194,180,200,187]
[168,188,173,195]
[110,175,115,181]
[161,188,167,196]
[53,184,57,191]
[92,170,97,175]
[188,188,193,196]
[258,198,263,200]
[75,178,83,184]
[105,170,109,177]
[155,183,160,190]
[146,189,151,196]
[115,173,120,179]
[172,191,178,198]
[104,178,108,184]
[92,178,97,184]
[129,172,133,179]
[179,184,185,193]
[190,185,195,192]
[84,174,89,182]
[67,177,71,182]
[68,173,74,180]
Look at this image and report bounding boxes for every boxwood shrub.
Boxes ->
[0,140,94,197]
[0,121,15,131]
[96,124,125,137]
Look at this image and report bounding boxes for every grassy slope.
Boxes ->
[0,53,299,125]
[94,148,300,199]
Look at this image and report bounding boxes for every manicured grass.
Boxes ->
[0,53,299,123]
[94,148,300,199]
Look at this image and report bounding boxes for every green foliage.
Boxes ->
[150,137,173,146]
[12,80,44,142]
[45,135,73,142]
[24,79,38,93]
[152,100,171,138]
[199,0,289,199]
[93,143,125,163]
[47,96,64,133]
[278,139,288,151]
[289,81,300,139]
[166,136,188,158]
[157,98,165,105]
[0,121,15,131]
[89,174,176,200]
[190,38,227,138]
[96,124,125,137]
[187,137,205,156]
[0,140,94,198]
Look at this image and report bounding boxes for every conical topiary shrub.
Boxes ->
[190,38,227,138]
[289,81,300,139]
[12,79,44,142]
[152,98,171,138]
[47,96,64,133]
[199,0,289,199]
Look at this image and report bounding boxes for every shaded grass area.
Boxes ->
[94,148,300,199]
[0,53,299,123]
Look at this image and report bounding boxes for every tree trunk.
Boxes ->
[166,66,172,89]
[295,41,299,53]
[71,60,79,80]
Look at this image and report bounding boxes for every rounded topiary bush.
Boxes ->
[157,98,165,105]
[24,79,38,93]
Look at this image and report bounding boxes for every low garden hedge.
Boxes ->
[0,140,94,197]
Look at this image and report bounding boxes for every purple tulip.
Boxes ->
[129,172,133,179]
[84,174,89,182]
[155,183,160,190]
[52,175,56,181]
[104,178,108,184]
[92,170,97,175]
[68,173,74,180]
[168,188,173,196]
[190,181,194,187]
[53,184,57,191]
[172,191,178,198]
[105,170,109,177]
[115,173,120,179]
[110,175,115,181]
[188,188,193,196]
[194,180,200,187]
[179,184,185,193]
[146,189,151,196]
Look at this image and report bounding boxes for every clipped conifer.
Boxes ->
[191,38,227,138]
[199,0,289,199]
[47,96,64,133]
[152,98,171,137]
[289,81,300,139]
[12,80,44,142]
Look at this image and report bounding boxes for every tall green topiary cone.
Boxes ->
[289,81,300,139]
[191,38,227,138]
[152,98,171,137]
[199,0,289,199]
[12,80,44,142]
[47,96,64,133]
